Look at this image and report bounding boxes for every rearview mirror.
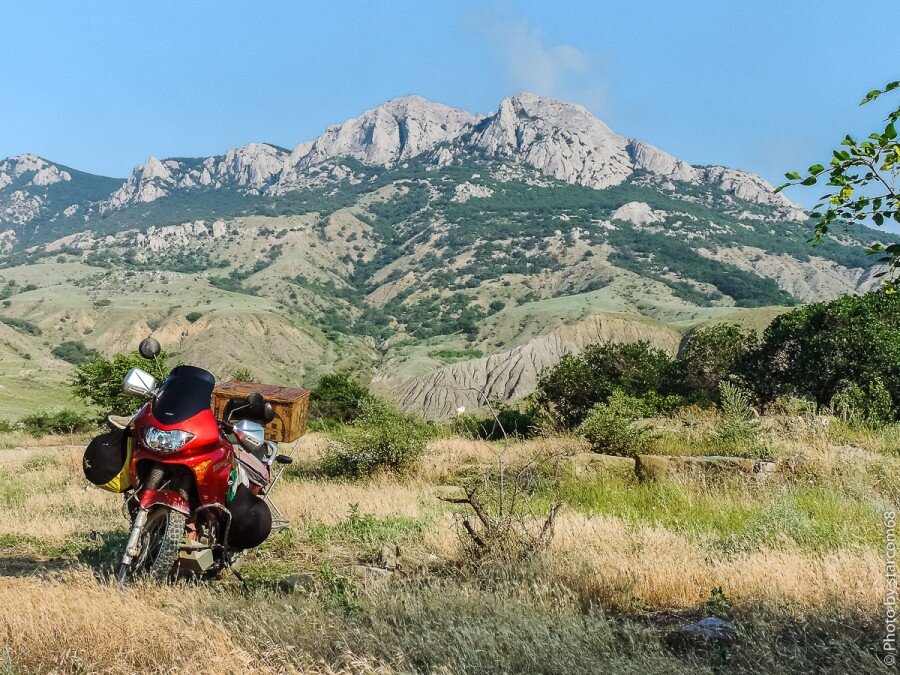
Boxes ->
[123,368,158,399]
[263,402,275,423]
[138,337,161,360]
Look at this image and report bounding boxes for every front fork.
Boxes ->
[116,461,165,583]
[116,507,149,582]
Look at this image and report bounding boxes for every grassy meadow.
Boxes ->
[0,407,895,674]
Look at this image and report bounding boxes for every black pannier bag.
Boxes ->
[83,428,130,491]
[227,484,272,550]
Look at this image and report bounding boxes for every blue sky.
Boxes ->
[1,0,897,209]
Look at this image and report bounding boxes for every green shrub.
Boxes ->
[768,395,818,416]
[230,367,255,382]
[310,372,371,424]
[0,317,41,336]
[675,323,758,401]
[428,348,484,362]
[536,341,675,428]
[322,398,432,477]
[185,311,203,323]
[742,291,900,415]
[717,382,764,453]
[20,409,94,437]
[577,390,654,456]
[453,401,545,441]
[70,350,168,416]
[51,340,101,365]
[830,378,894,427]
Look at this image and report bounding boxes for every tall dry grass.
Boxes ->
[0,413,893,673]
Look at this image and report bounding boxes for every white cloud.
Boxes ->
[470,3,599,104]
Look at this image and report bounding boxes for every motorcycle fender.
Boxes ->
[138,488,191,516]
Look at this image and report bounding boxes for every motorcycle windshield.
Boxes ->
[152,365,216,424]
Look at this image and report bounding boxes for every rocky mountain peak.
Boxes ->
[137,156,173,182]
[203,142,288,189]
[468,92,804,218]
[0,154,72,188]
[472,92,633,189]
[294,95,478,169]
[99,155,174,213]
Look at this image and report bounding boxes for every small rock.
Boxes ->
[276,573,315,594]
[666,617,736,653]
[351,565,393,580]
[680,617,735,642]
[379,543,400,570]
[563,453,635,479]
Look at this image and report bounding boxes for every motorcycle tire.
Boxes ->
[132,506,186,582]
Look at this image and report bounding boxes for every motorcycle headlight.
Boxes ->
[143,427,194,453]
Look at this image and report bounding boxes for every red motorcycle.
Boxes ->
[86,338,292,583]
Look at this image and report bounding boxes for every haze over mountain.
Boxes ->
[0,93,892,417]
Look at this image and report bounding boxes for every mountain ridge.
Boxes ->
[1,92,808,248]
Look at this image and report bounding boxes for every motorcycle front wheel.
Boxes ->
[126,506,186,582]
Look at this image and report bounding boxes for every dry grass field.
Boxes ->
[0,414,896,673]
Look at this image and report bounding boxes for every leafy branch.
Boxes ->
[777,80,900,280]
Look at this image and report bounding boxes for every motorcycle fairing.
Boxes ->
[130,405,234,507]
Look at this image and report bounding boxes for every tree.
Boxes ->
[675,323,758,400]
[71,350,168,416]
[536,341,674,428]
[309,371,371,423]
[740,291,900,417]
[51,340,102,365]
[778,80,900,281]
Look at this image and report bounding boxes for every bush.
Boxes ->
[536,341,675,428]
[453,401,545,441]
[51,340,101,365]
[829,378,894,427]
[71,350,167,416]
[716,382,763,453]
[310,372,370,424]
[185,311,203,323]
[577,390,654,456]
[20,409,94,437]
[0,317,41,336]
[321,398,432,477]
[230,367,256,382]
[742,291,900,417]
[768,395,818,416]
[675,323,757,401]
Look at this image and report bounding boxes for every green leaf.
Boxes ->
[886,122,897,140]
[808,164,825,175]
[874,213,884,226]
[861,89,882,104]
[801,176,818,186]
[784,171,801,180]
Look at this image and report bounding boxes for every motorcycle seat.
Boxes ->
[235,448,270,487]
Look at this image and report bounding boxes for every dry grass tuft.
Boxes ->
[0,571,282,674]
